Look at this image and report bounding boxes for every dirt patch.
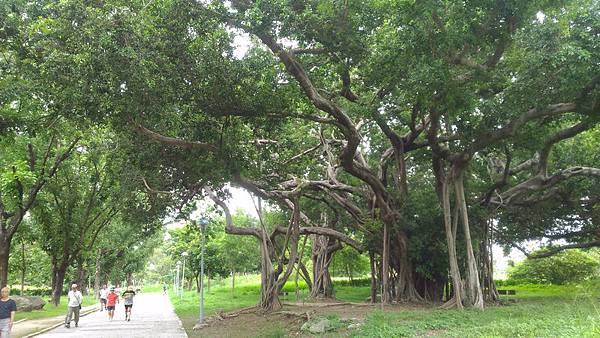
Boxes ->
[181,302,433,338]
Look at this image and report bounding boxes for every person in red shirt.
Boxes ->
[105,287,119,321]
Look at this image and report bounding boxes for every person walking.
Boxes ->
[105,287,119,321]
[121,286,136,321]
[99,285,108,311]
[0,287,17,338]
[162,283,167,295]
[64,284,83,328]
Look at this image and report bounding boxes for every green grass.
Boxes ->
[169,283,261,318]
[353,281,600,337]
[170,275,600,337]
[168,274,367,319]
[15,295,96,321]
[334,285,371,302]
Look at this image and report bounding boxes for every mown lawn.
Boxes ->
[15,295,97,321]
[354,282,600,337]
[168,276,600,337]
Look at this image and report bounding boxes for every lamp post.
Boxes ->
[181,252,188,300]
[198,217,209,325]
[175,261,181,296]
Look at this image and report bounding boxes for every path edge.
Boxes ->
[22,307,98,338]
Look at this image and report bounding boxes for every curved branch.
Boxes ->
[467,102,577,156]
[516,240,600,259]
[129,117,218,152]
[492,167,600,205]
[273,226,362,252]
[205,186,263,238]
[538,122,590,175]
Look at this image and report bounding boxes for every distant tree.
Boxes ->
[331,246,369,282]
[509,250,599,284]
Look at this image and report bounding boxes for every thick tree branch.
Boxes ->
[466,103,577,156]
[515,239,600,259]
[538,122,590,175]
[273,226,362,251]
[129,117,218,152]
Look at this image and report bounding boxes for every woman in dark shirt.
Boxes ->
[0,286,17,337]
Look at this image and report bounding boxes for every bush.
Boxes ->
[333,278,371,287]
[508,249,599,284]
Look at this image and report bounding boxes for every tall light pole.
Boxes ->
[175,261,181,296]
[181,252,188,300]
[198,217,209,325]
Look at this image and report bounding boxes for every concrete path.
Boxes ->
[35,293,187,338]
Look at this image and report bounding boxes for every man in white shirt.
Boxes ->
[64,283,83,328]
[99,285,108,311]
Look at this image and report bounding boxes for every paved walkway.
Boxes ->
[35,293,187,338]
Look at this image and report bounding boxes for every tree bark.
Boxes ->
[93,250,101,298]
[481,219,499,302]
[310,235,339,299]
[50,263,69,306]
[0,236,11,288]
[454,172,484,309]
[394,231,423,302]
[76,258,86,295]
[369,251,377,303]
[381,223,390,303]
[440,175,464,309]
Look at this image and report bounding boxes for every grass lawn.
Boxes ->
[168,275,600,337]
[15,295,97,321]
[353,282,600,337]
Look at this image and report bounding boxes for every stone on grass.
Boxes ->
[11,296,33,312]
[23,296,46,310]
[301,318,331,334]
[348,323,361,329]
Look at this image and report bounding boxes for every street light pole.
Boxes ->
[181,252,188,300]
[175,261,181,296]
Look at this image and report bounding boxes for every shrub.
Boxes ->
[508,249,599,284]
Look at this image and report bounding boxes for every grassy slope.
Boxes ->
[15,295,96,321]
[169,275,600,337]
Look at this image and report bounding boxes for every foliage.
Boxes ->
[331,247,369,279]
[165,210,261,288]
[508,249,600,284]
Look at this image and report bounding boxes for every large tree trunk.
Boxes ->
[76,258,86,295]
[93,250,101,298]
[0,235,12,288]
[369,251,378,303]
[454,172,484,309]
[50,262,69,306]
[393,231,423,302]
[481,219,499,302]
[440,175,465,309]
[381,223,391,303]
[310,235,339,299]
[259,237,280,311]
[126,272,133,286]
